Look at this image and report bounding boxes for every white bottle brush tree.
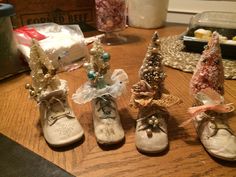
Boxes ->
[25,39,60,101]
[83,40,111,89]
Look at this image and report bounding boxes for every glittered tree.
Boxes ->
[83,39,111,89]
[25,39,60,100]
[190,31,224,95]
[130,32,179,110]
[139,31,166,99]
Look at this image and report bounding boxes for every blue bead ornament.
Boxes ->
[102,52,110,62]
[87,70,96,80]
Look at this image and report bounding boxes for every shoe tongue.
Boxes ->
[196,88,224,105]
[51,100,64,112]
[100,98,114,113]
[139,106,160,119]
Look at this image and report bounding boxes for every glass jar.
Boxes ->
[95,0,127,45]
[128,0,169,29]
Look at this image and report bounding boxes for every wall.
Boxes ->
[167,0,236,24]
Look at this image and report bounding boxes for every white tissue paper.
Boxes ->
[14,23,88,70]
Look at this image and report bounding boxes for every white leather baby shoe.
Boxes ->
[39,80,84,147]
[130,32,179,153]
[92,95,124,144]
[194,112,236,161]
[135,106,168,153]
[26,40,84,147]
[188,32,236,161]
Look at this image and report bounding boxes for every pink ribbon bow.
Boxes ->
[179,88,235,127]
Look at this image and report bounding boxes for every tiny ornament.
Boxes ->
[102,52,110,62]
[38,87,43,93]
[130,31,180,153]
[87,70,96,80]
[25,83,31,89]
[25,39,84,147]
[29,90,35,97]
[183,31,236,161]
[148,119,154,125]
[72,39,128,145]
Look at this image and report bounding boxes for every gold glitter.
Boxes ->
[26,39,60,101]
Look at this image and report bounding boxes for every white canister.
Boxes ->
[128,0,169,29]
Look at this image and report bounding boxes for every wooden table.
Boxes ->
[0,25,236,177]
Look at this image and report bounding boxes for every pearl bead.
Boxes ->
[154,119,159,125]
[146,54,151,58]
[155,39,160,45]
[146,129,152,137]
[152,47,158,53]
[90,48,96,55]
[38,87,43,92]
[83,62,90,67]
[30,90,35,96]
[25,83,31,89]
[148,119,154,125]
[102,52,110,62]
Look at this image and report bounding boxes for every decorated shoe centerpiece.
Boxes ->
[130,32,180,153]
[25,39,84,147]
[72,39,128,144]
[181,31,236,161]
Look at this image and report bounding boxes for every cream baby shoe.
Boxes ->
[72,39,128,145]
[130,32,180,153]
[194,112,236,161]
[189,90,236,161]
[135,107,168,153]
[187,31,236,161]
[92,95,124,144]
[39,80,84,147]
[26,39,84,147]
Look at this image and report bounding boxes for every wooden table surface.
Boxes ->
[0,24,236,177]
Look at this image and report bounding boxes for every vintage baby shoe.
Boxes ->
[189,89,236,161]
[130,32,179,153]
[188,31,236,161]
[26,39,84,147]
[194,112,236,161]
[72,39,127,145]
[92,95,124,144]
[135,106,168,153]
[39,80,84,147]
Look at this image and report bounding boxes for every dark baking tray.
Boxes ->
[183,26,236,59]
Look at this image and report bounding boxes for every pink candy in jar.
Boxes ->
[95,0,126,32]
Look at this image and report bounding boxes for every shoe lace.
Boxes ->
[196,112,235,137]
[137,113,166,137]
[40,95,74,125]
[95,95,116,119]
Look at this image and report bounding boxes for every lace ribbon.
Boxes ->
[72,69,128,104]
